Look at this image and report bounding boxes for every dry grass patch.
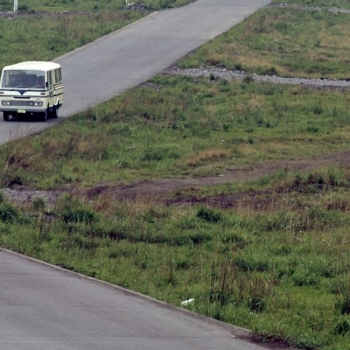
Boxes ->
[91,193,161,217]
[235,55,273,71]
[185,149,230,167]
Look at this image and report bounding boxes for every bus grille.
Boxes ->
[11,101,30,106]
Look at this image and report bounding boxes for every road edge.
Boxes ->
[0,247,259,341]
[53,11,160,62]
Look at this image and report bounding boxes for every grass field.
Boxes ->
[1,1,350,349]
[0,0,193,12]
[180,6,350,79]
[0,0,194,70]
[2,166,350,349]
[0,11,144,69]
[2,75,350,189]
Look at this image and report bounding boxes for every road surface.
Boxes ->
[0,249,275,350]
[0,0,270,145]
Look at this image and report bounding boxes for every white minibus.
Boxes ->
[0,61,63,121]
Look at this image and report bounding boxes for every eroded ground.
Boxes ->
[3,150,350,208]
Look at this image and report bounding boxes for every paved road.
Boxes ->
[57,0,270,116]
[0,249,271,350]
[0,1,278,349]
[0,0,270,144]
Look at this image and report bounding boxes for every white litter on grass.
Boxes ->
[181,298,194,306]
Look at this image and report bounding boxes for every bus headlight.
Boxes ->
[33,102,43,106]
[1,101,11,106]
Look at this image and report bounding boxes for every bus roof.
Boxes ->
[2,61,61,71]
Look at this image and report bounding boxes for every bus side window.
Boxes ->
[58,68,62,83]
[48,71,53,88]
[51,70,56,85]
[55,69,60,84]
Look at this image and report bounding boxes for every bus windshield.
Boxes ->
[1,70,46,89]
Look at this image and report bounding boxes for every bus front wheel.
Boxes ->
[40,110,48,122]
[51,106,59,119]
[3,112,10,121]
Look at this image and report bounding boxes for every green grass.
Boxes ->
[2,75,350,189]
[180,7,350,79]
[2,170,350,349]
[0,0,195,70]
[0,11,144,69]
[2,1,350,349]
[0,0,194,12]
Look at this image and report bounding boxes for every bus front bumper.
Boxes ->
[0,106,47,114]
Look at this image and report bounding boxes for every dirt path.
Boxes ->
[3,150,350,207]
[84,151,350,199]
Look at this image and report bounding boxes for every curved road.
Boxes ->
[0,1,279,350]
[0,0,270,144]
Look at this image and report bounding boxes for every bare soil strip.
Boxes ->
[164,66,350,89]
[268,3,350,14]
[3,151,350,207]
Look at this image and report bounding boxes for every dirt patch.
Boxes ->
[164,66,350,90]
[81,151,350,207]
[3,151,350,207]
[268,3,350,14]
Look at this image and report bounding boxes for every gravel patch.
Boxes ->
[1,188,66,206]
[164,66,350,89]
[268,3,350,14]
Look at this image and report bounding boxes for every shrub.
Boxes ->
[248,296,266,312]
[32,197,46,212]
[0,203,19,223]
[235,257,269,272]
[62,209,96,224]
[18,4,28,11]
[197,206,222,223]
[336,297,350,315]
[292,271,319,287]
[335,319,350,335]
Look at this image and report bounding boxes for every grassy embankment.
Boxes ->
[1,1,350,349]
[180,4,350,79]
[0,0,190,12]
[0,0,194,69]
